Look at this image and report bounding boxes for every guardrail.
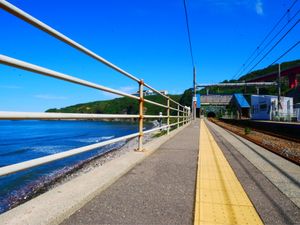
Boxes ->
[0,1,191,177]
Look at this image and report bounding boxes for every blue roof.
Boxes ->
[234,94,250,108]
[196,94,201,108]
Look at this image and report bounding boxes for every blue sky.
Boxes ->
[1,0,299,111]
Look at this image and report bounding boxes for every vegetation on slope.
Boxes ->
[46,94,182,116]
[238,60,300,81]
[46,59,300,114]
[198,59,300,102]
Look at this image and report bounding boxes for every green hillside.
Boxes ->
[239,60,300,81]
[46,59,300,114]
[199,59,300,101]
[46,94,182,116]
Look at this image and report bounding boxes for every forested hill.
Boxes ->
[199,59,300,100]
[238,59,300,81]
[46,59,300,114]
[46,94,183,116]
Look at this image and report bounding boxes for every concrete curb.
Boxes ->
[0,123,190,225]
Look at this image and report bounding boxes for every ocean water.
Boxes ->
[0,120,146,213]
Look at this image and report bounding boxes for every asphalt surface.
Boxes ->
[206,119,300,225]
[61,120,200,225]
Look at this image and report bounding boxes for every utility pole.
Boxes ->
[193,66,197,120]
[277,63,281,115]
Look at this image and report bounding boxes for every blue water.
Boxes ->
[0,120,146,213]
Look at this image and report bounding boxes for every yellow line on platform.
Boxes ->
[194,120,263,225]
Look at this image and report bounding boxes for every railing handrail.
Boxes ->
[0,0,192,178]
[0,0,182,106]
[0,55,140,100]
[0,132,140,177]
[0,0,141,83]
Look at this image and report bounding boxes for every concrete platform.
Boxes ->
[0,122,192,225]
[206,119,300,225]
[61,120,200,225]
[2,118,299,225]
[194,120,263,225]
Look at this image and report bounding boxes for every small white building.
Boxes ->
[251,95,293,121]
[159,90,168,95]
[295,103,300,122]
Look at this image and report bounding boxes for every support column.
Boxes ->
[138,80,144,151]
[167,98,170,135]
[277,64,281,113]
[177,104,180,129]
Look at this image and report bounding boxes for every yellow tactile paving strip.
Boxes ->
[194,120,263,225]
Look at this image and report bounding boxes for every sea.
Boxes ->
[0,120,150,214]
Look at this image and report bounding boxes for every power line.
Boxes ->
[246,19,300,75]
[239,9,300,77]
[232,0,299,79]
[270,40,300,65]
[183,0,195,67]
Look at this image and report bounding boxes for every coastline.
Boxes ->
[1,125,159,214]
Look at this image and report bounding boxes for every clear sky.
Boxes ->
[1,0,299,111]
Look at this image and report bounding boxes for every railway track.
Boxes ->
[208,118,300,166]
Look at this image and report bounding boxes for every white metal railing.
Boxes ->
[0,0,192,177]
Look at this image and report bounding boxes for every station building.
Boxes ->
[250,95,294,121]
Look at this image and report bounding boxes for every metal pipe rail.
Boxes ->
[0,0,140,83]
[0,132,140,177]
[0,0,192,177]
[0,0,182,107]
[0,55,140,100]
[0,119,191,177]
[0,111,139,120]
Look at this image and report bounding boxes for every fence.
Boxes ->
[0,0,191,177]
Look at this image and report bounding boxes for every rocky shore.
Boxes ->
[2,128,160,214]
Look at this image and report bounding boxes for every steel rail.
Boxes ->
[169,97,184,107]
[143,115,168,119]
[0,0,141,83]
[143,99,169,109]
[143,83,184,108]
[0,111,176,120]
[143,125,169,134]
[0,55,186,113]
[0,111,140,120]
[0,54,140,100]
[169,122,180,127]
[0,121,191,177]
[0,132,140,177]
[169,106,180,112]
[0,1,192,176]
[143,83,168,98]
[169,115,187,118]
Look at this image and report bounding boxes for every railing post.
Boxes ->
[183,108,185,125]
[177,104,179,129]
[167,97,170,135]
[138,79,144,151]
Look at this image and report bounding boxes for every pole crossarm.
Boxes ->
[197,82,277,88]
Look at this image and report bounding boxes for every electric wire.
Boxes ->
[246,19,300,75]
[240,9,300,77]
[183,0,195,68]
[270,41,300,65]
[232,0,299,79]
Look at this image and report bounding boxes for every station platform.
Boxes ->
[60,119,300,225]
[61,120,200,225]
[194,120,263,225]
